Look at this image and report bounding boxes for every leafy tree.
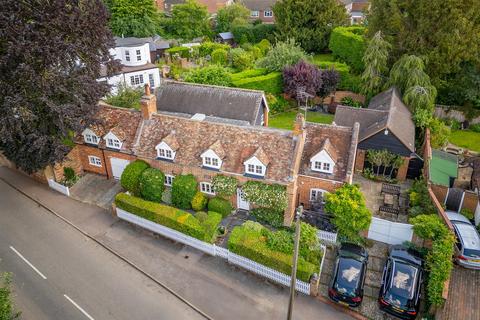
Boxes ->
[429,118,451,149]
[0,0,117,173]
[325,184,372,243]
[257,39,308,72]
[216,3,250,32]
[211,48,228,65]
[107,0,161,37]
[168,0,210,41]
[104,85,143,109]
[0,273,20,320]
[388,55,432,94]
[283,61,322,99]
[318,68,340,99]
[184,65,232,86]
[437,62,480,109]
[273,0,348,52]
[361,31,391,98]
[230,48,254,71]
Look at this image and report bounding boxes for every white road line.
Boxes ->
[9,246,47,280]
[64,295,95,320]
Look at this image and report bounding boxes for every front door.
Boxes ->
[111,158,130,180]
[237,188,250,210]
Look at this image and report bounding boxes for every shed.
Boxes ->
[429,149,458,187]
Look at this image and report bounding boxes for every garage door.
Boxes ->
[111,158,130,179]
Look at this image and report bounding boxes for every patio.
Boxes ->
[353,175,413,223]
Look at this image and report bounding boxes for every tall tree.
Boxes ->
[0,0,117,173]
[215,3,250,32]
[107,0,162,37]
[361,31,391,98]
[273,0,348,52]
[167,0,210,41]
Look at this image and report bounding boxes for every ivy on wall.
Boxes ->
[212,175,238,198]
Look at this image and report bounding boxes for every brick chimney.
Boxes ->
[140,84,156,120]
[293,113,305,136]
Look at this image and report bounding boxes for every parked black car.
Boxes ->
[328,243,368,307]
[379,245,424,319]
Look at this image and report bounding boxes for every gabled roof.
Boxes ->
[248,147,270,166]
[299,123,357,182]
[134,113,297,183]
[334,87,415,153]
[429,149,458,187]
[159,132,179,151]
[207,140,226,159]
[155,81,265,125]
[241,0,276,10]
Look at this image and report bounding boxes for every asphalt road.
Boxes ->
[0,179,205,320]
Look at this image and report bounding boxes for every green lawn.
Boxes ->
[449,130,480,152]
[312,53,335,64]
[269,111,334,130]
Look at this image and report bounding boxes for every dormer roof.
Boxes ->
[208,140,226,159]
[248,147,270,166]
[318,138,337,162]
[160,132,179,151]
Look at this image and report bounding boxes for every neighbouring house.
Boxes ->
[334,87,419,181]
[149,35,171,62]
[155,81,269,126]
[161,0,233,14]
[240,0,276,23]
[216,32,234,45]
[98,37,162,94]
[340,0,370,24]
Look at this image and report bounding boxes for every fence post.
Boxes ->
[309,273,320,296]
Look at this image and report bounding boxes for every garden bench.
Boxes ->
[381,183,401,195]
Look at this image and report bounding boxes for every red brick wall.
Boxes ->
[53,146,83,181]
[461,191,479,214]
[103,150,137,179]
[250,11,275,23]
[296,175,344,210]
[431,184,448,204]
[396,156,410,181]
[77,145,108,176]
[355,149,365,172]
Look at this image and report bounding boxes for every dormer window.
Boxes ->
[204,157,219,167]
[104,132,122,150]
[246,163,264,175]
[201,148,223,170]
[155,141,176,161]
[310,138,336,174]
[244,147,269,178]
[82,129,99,145]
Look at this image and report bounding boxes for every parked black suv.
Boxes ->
[379,245,424,319]
[328,243,368,307]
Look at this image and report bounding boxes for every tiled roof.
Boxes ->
[78,103,143,153]
[241,0,276,10]
[299,123,355,182]
[134,113,297,183]
[250,147,270,166]
[160,132,180,150]
[208,140,226,159]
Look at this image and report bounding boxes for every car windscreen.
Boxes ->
[385,261,418,307]
[334,258,362,296]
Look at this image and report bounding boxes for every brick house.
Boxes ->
[161,0,233,14]
[340,0,370,24]
[240,0,276,23]
[334,87,419,181]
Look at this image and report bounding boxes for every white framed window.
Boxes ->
[204,157,219,167]
[312,161,333,173]
[310,150,335,174]
[149,73,155,88]
[251,10,259,17]
[310,188,327,203]
[88,156,102,167]
[125,50,130,62]
[322,162,330,171]
[84,133,99,145]
[246,164,264,175]
[164,174,175,186]
[201,149,222,169]
[314,161,322,170]
[130,74,144,86]
[106,138,121,149]
[158,148,173,159]
[136,49,142,61]
[264,10,273,17]
[200,182,215,195]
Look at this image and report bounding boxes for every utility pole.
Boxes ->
[287,205,303,320]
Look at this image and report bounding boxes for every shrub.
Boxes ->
[257,39,271,55]
[283,60,322,98]
[207,196,233,217]
[232,24,276,44]
[230,68,268,81]
[230,48,254,71]
[184,65,232,87]
[408,178,436,216]
[257,39,308,72]
[328,26,366,73]
[250,207,284,228]
[469,123,480,132]
[340,96,363,108]
[409,214,449,240]
[139,168,165,203]
[228,222,320,282]
[265,229,293,254]
[105,85,143,109]
[242,181,288,212]
[202,211,223,242]
[165,46,191,58]
[460,208,474,220]
[191,191,208,211]
[198,42,230,57]
[211,175,238,197]
[299,222,321,264]
[318,67,341,99]
[196,211,208,223]
[63,167,75,181]
[266,94,290,114]
[120,160,150,196]
[232,72,283,94]
[211,48,228,65]
[314,60,362,93]
[171,174,198,209]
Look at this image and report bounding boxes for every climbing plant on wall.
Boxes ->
[242,181,288,212]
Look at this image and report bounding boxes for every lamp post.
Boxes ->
[287,205,303,320]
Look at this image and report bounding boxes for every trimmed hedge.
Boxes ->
[171,174,197,209]
[230,68,268,82]
[314,61,361,93]
[208,196,233,218]
[232,72,283,94]
[120,160,150,196]
[191,191,208,211]
[228,223,319,282]
[165,46,191,58]
[139,168,165,203]
[250,207,284,228]
[115,193,222,243]
[328,26,366,73]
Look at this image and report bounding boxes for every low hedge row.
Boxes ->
[232,72,283,94]
[165,46,191,58]
[230,68,268,82]
[207,196,233,218]
[228,223,319,282]
[314,61,362,93]
[115,193,221,243]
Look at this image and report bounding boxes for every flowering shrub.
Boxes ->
[242,181,288,212]
[212,175,238,197]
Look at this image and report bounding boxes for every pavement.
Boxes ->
[69,173,122,210]
[0,167,354,320]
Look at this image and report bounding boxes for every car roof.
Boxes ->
[446,211,471,224]
[454,223,480,250]
[390,245,423,266]
[339,243,368,258]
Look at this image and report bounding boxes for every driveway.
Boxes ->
[69,173,122,210]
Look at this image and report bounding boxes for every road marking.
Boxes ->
[64,295,95,320]
[9,246,47,280]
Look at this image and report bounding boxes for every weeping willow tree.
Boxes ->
[388,55,432,94]
[361,31,391,99]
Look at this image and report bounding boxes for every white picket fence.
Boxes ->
[317,230,338,244]
[47,179,70,196]
[117,208,326,295]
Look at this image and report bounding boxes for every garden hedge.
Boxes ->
[228,223,319,282]
[191,191,208,211]
[328,26,366,73]
[198,42,230,57]
[207,196,233,218]
[314,61,361,93]
[115,193,222,243]
[165,46,191,58]
[120,160,150,196]
[230,68,268,82]
[171,174,197,209]
[139,168,165,203]
[232,72,283,94]
[250,207,284,228]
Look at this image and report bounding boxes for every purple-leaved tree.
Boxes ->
[283,60,322,100]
